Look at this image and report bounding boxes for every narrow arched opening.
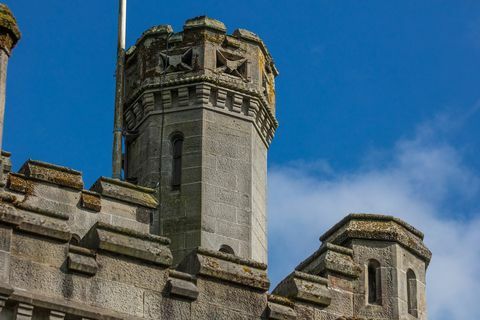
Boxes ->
[367,259,382,305]
[407,269,418,317]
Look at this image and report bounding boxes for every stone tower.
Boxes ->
[123,17,278,264]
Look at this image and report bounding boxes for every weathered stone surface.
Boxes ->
[167,270,199,300]
[90,177,158,209]
[82,222,172,267]
[177,247,269,291]
[267,295,296,320]
[80,191,101,212]
[320,213,432,264]
[273,271,331,307]
[67,245,98,276]
[297,243,361,279]
[19,160,84,190]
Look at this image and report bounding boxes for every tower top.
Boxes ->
[0,4,21,54]
[125,16,278,121]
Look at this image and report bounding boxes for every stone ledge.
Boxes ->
[184,16,226,33]
[272,271,331,307]
[82,222,173,267]
[90,177,158,209]
[0,202,22,226]
[17,215,71,242]
[177,247,270,291]
[267,301,296,320]
[15,201,69,221]
[320,213,424,241]
[19,160,84,190]
[296,243,361,279]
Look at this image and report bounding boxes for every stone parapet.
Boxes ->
[320,213,432,264]
[177,247,270,291]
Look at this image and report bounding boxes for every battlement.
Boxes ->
[123,16,278,147]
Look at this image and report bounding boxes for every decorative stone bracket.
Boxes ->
[167,270,199,300]
[272,271,331,307]
[81,222,173,267]
[67,245,98,276]
[177,247,270,291]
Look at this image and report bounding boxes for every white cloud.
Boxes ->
[267,115,480,320]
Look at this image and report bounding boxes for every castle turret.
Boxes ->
[123,17,278,264]
[0,5,20,182]
[293,214,432,320]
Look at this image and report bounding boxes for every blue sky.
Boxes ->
[5,1,480,318]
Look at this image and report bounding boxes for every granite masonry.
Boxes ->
[0,4,431,320]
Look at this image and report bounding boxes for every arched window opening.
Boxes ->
[367,259,382,305]
[407,269,418,317]
[219,244,235,255]
[171,135,183,191]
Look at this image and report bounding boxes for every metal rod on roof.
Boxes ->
[112,0,127,180]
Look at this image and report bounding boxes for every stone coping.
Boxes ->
[129,16,276,75]
[289,271,328,286]
[320,213,424,241]
[95,222,170,245]
[184,16,226,32]
[267,294,295,308]
[178,247,270,291]
[19,159,84,190]
[91,176,158,209]
[69,244,96,257]
[197,247,268,270]
[295,242,353,271]
[83,222,173,267]
[272,271,331,307]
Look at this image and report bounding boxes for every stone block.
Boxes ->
[67,245,98,276]
[273,271,331,307]
[82,222,172,267]
[80,191,101,212]
[91,177,158,209]
[19,160,83,190]
[167,270,199,300]
[177,247,269,291]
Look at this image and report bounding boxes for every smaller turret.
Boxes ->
[275,214,432,320]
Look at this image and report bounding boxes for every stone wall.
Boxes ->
[0,157,431,319]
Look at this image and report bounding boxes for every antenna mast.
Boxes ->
[112,0,127,179]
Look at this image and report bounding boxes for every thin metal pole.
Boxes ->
[112,0,127,179]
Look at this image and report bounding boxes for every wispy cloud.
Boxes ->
[268,112,480,320]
